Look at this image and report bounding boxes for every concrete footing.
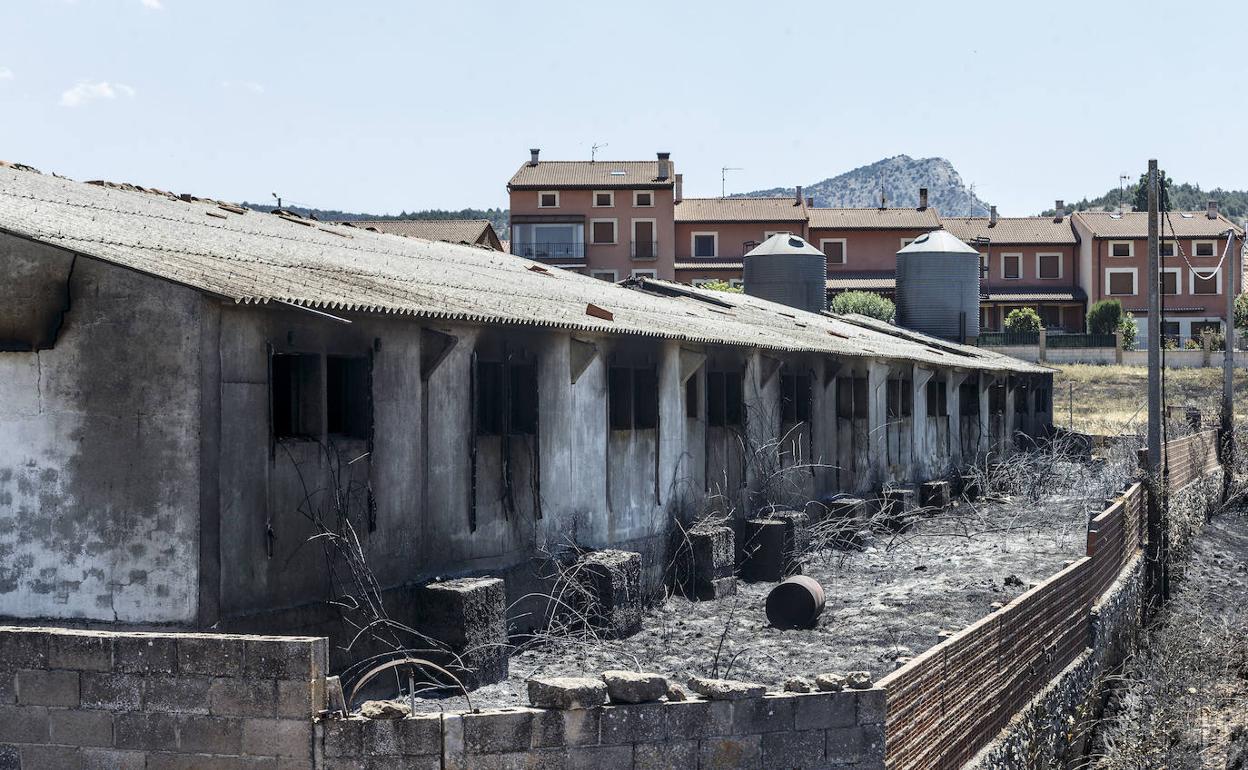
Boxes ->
[956,473,981,501]
[739,511,808,582]
[878,488,917,532]
[811,496,867,550]
[675,526,736,601]
[416,576,509,688]
[920,480,951,510]
[578,550,643,638]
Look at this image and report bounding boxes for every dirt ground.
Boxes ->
[1091,508,1248,769]
[416,458,1129,711]
[1051,364,1248,436]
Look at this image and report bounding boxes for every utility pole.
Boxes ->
[1223,228,1240,502]
[1145,159,1167,611]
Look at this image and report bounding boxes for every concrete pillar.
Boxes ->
[867,360,889,484]
[911,366,934,480]
[812,358,838,497]
[977,374,991,460]
[1038,328,1048,363]
[658,339,688,510]
[1202,333,1212,367]
[948,370,967,469]
[1003,380,1017,456]
[1114,330,1124,364]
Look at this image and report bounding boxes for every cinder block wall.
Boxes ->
[0,625,327,768]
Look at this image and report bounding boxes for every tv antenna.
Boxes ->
[591,142,608,161]
[1119,174,1131,206]
[721,167,743,198]
[272,192,282,209]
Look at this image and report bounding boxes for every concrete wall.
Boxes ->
[0,236,207,624]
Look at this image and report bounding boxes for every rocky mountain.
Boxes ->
[738,155,991,216]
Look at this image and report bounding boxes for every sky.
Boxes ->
[1,0,1245,216]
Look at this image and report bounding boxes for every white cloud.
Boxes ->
[60,80,136,108]
[140,0,163,9]
[221,80,264,95]
[0,67,13,83]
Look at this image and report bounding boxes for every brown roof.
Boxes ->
[826,272,896,291]
[941,216,1077,245]
[807,207,941,230]
[1072,210,1242,239]
[674,261,744,270]
[674,197,807,223]
[347,219,500,249]
[509,161,673,189]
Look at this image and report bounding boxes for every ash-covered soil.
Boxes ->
[416,459,1124,711]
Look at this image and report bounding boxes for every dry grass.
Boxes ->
[1051,365,1248,436]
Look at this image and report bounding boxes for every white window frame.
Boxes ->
[820,238,848,265]
[979,252,989,278]
[592,190,614,208]
[1001,252,1023,280]
[1108,240,1133,258]
[1192,240,1217,258]
[1035,252,1063,280]
[631,268,657,279]
[538,190,559,208]
[900,237,916,249]
[1104,267,1138,296]
[764,230,792,239]
[1160,266,1182,296]
[1189,267,1222,295]
[631,218,658,258]
[590,270,618,282]
[589,218,618,245]
[633,190,654,207]
[691,231,719,258]
[1160,239,1178,258]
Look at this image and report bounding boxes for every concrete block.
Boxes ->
[0,630,49,672]
[208,677,277,717]
[0,704,49,743]
[856,688,887,725]
[699,734,762,769]
[577,551,643,638]
[394,714,443,755]
[176,637,243,678]
[276,678,322,719]
[957,473,981,501]
[919,480,951,510]
[176,715,242,754]
[687,676,766,701]
[416,577,509,687]
[49,707,114,747]
[15,669,79,707]
[80,672,143,712]
[531,705,600,748]
[80,748,146,770]
[739,519,787,582]
[666,698,732,739]
[763,728,826,768]
[566,744,632,770]
[0,743,16,770]
[241,717,312,758]
[143,675,211,715]
[114,711,178,751]
[321,717,365,757]
[793,691,857,730]
[244,637,325,681]
[878,488,917,532]
[634,740,697,770]
[462,707,535,754]
[675,526,736,601]
[732,694,795,733]
[825,726,866,763]
[113,636,177,674]
[48,632,114,673]
[599,702,666,744]
[16,744,81,770]
[527,676,607,710]
[600,670,667,704]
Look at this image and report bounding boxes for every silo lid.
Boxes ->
[744,233,824,257]
[896,229,980,255]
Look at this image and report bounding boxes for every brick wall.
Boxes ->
[0,626,327,769]
[321,689,886,770]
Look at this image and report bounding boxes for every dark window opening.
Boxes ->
[886,377,913,418]
[1035,388,1049,414]
[272,353,321,439]
[926,380,947,417]
[706,371,743,427]
[959,382,980,416]
[1014,387,1029,415]
[780,373,812,423]
[685,376,698,420]
[609,365,658,430]
[476,358,538,436]
[989,383,1006,415]
[836,376,868,419]
[1195,241,1215,257]
[327,356,371,439]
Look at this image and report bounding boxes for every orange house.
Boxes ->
[810,201,942,300]
[507,150,677,281]
[673,194,808,286]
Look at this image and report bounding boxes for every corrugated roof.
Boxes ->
[0,164,1042,373]
[508,161,672,189]
[1072,210,1243,239]
[674,197,807,223]
[826,272,896,291]
[984,287,1085,302]
[346,219,497,247]
[675,261,743,270]
[807,207,941,230]
[942,216,1077,245]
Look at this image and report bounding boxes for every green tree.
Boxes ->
[698,280,743,294]
[1003,307,1042,333]
[1235,292,1248,332]
[829,291,895,322]
[1087,299,1137,349]
[1131,170,1172,212]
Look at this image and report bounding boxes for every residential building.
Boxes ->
[347,218,503,250]
[1072,205,1244,344]
[812,193,942,300]
[943,205,1083,332]
[673,192,809,286]
[507,149,677,280]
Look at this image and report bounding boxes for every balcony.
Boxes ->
[631,240,658,260]
[511,242,586,260]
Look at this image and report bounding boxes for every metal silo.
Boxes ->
[742,234,827,313]
[895,230,981,341]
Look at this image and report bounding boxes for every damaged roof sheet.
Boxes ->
[0,165,1043,373]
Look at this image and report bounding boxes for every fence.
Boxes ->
[978,331,1040,347]
[878,429,1220,769]
[1045,333,1118,349]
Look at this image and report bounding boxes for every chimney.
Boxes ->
[806,197,814,207]
[657,152,671,180]
[674,173,683,203]
[918,187,928,210]
[529,148,540,166]
[795,185,803,206]
[1054,200,1065,222]
[989,205,999,226]
[1207,200,1218,219]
